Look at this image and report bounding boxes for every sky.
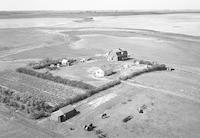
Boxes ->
[0,0,199,11]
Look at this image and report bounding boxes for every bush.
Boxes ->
[119,64,167,80]
[16,67,95,90]
[29,110,49,119]
[51,80,121,112]
[150,64,167,71]
[20,104,25,110]
[139,60,153,65]
[88,80,121,95]
[31,58,77,69]
[119,69,148,80]
[0,85,52,119]
[32,58,60,69]
[8,100,20,108]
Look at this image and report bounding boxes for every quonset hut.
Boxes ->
[50,105,78,122]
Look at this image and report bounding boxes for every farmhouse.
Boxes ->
[50,105,78,122]
[106,48,128,61]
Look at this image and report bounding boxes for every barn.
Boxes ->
[50,105,78,122]
[106,48,128,61]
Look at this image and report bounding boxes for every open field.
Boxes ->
[0,12,200,138]
[0,104,63,138]
[63,82,200,138]
[1,13,200,36]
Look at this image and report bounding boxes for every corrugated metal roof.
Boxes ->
[51,110,63,117]
[60,105,75,113]
[51,105,75,117]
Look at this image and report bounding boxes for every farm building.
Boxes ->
[50,105,78,122]
[89,66,113,78]
[106,48,128,61]
[80,58,86,62]
[61,59,69,66]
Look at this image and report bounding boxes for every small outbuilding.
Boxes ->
[80,58,86,63]
[50,105,78,122]
[91,66,113,78]
[50,64,55,68]
[61,59,69,66]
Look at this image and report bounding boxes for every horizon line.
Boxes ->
[0,9,200,12]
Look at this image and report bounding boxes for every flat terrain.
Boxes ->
[0,12,200,138]
[0,104,63,138]
[61,83,200,138]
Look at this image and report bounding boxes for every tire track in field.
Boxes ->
[122,80,200,104]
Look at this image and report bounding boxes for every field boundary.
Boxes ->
[16,67,96,90]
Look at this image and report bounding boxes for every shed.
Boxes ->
[50,64,55,68]
[106,48,128,61]
[89,66,113,78]
[61,59,69,66]
[80,58,86,63]
[50,105,78,122]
